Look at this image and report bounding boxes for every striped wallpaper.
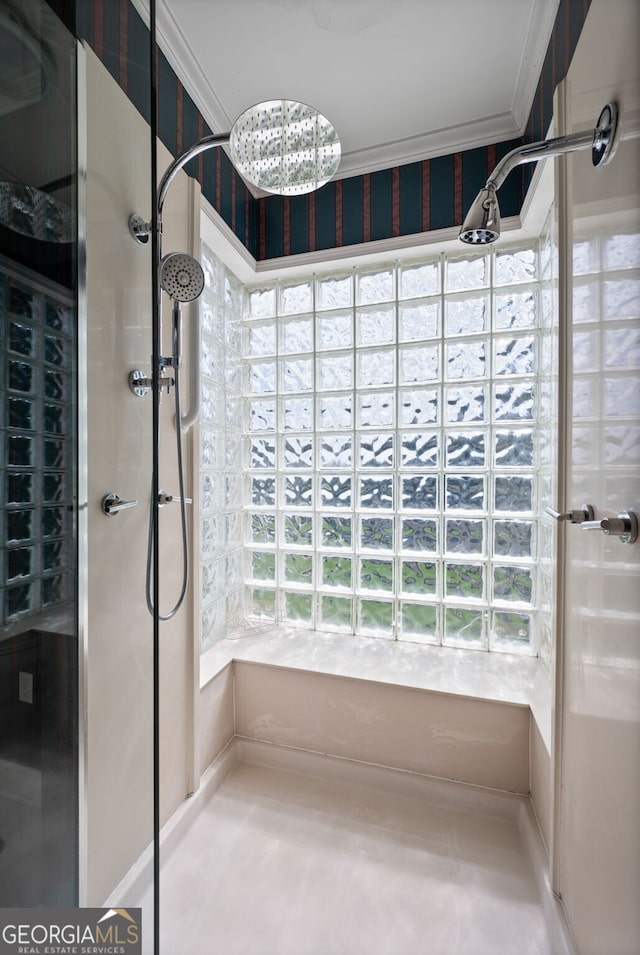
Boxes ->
[51,0,591,261]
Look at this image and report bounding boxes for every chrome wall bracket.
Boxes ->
[129,369,151,397]
[128,213,151,245]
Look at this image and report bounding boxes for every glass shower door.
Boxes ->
[0,3,157,950]
[0,0,79,907]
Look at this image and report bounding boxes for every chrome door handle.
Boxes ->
[581,510,638,544]
[102,492,139,516]
[544,504,594,524]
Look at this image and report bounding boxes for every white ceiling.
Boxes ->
[153,0,560,179]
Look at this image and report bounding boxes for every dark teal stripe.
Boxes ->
[429,155,454,231]
[462,148,488,222]
[234,177,247,244]
[219,151,233,226]
[103,0,120,82]
[265,197,284,259]
[542,47,554,137]
[202,125,217,210]
[370,169,392,241]
[182,92,199,179]
[341,177,363,246]
[158,52,177,157]
[75,0,93,41]
[247,195,259,259]
[315,181,336,250]
[495,138,523,218]
[569,0,588,55]
[127,4,150,124]
[399,163,422,236]
[290,195,309,255]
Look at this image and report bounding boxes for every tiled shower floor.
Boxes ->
[157,745,552,955]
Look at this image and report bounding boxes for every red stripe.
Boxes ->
[308,192,316,252]
[391,167,400,237]
[176,81,184,155]
[421,161,430,232]
[335,179,343,247]
[119,0,128,92]
[453,153,463,225]
[259,199,266,260]
[93,0,104,59]
[363,173,371,243]
[283,197,290,255]
[487,144,496,178]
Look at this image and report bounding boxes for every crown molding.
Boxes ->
[335,112,522,180]
[132,0,561,183]
[510,0,561,130]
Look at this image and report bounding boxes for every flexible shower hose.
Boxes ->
[145,360,190,620]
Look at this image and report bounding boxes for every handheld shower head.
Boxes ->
[459,184,501,245]
[160,252,205,302]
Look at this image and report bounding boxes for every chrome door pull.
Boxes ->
[158,490,193,506]
[581,510,638,544]
[102,492,139,516]
[544,504,594,524]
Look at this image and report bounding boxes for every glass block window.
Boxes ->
[242,245,544,654]
[1,263,73,624]
[199,244,246,651]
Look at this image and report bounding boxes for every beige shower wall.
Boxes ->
[83,45,198,905]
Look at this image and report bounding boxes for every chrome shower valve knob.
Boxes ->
[581,510,638,544]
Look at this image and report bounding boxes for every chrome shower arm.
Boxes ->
[486,127,595,190]
[158,131,231,222]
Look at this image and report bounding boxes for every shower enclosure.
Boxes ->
[0,0,158,943]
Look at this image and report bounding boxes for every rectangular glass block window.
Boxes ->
[239,242,542,654]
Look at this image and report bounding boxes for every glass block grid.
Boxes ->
[199,244,246,650]
[243,247,543,653]
[1,263,73,624]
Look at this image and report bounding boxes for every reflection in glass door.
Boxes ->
[0,0,78,906]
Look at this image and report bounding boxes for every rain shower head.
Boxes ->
[458,103,619,246]
[159,252,205,303]
[129,98,341,245]
[229,99,341,196]
[458,183,500,246]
